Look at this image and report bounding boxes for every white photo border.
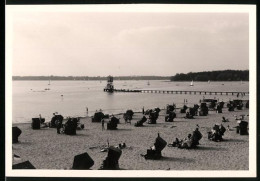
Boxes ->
[5,4,257,178]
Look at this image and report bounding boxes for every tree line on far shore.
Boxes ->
[170,70,249,81]
[12,70,249,81]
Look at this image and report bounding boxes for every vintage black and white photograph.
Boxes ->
[6,4,256,177]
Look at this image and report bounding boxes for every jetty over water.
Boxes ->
[107,89,249,96]
[103,76,249,95]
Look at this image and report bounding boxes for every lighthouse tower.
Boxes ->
[104,75,114,92]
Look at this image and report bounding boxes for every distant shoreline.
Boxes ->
[12,76,170,81]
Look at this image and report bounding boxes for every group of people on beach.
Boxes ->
[169,127,203,149]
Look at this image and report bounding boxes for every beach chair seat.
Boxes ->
[166,104,175,114]
[124,110,134,120]
[216,105,222,113]
[144,149,162,160]
[50,115,64,128]
[148,112,158,124]
[219,101,225,108]
[31,118,41,129]
[237,121,248,135]
[208,131,223,142]
[135,116,147,127]
[237,104,243,110]
[92,112,105,122]
[246,101,249,108]
[111,116,120,124]
[107,116,119,130]
[154,136,167,152]
[99,146,122,170]
[228,106,234,111]
[180,105,188,113]
[199,110,207,116]
[145,109,152,115]
[64,118,77,135]
[165,111,176,122]
[165,115,173,122]
[12,126,22,143]
[154,107,161,114]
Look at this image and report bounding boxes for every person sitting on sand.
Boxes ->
[208,124,226,141]
[56,118,63,134]
[222,117,229,122]
[179,134,192,149]
[101,118,105,131]
[171,138,180,147]
[219,124,226,136]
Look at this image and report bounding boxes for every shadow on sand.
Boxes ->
[222,138,247,143]
[195,146,228,151]
[107,128,133,131]
[160,156,195,163]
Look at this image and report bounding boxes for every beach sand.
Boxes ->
[12,107,249,170]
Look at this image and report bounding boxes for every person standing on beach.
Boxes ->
[142,107,145,115]
[57,119,62,134]
[39,114,42,123]
[101,118,105,131]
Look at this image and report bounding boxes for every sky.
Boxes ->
[10,8,249,76]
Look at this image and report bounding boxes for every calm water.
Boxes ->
[12,80,249,123]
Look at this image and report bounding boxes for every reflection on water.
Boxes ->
[12,80,249,123]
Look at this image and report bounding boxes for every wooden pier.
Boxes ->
[108,89,249,96]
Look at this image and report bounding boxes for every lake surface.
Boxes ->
[12,80,249,123]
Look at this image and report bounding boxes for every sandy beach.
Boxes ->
[12,107,249,170]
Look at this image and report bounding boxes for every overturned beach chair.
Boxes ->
[135,116,147,127]
[72,152,94,170]
[13,161,36,169]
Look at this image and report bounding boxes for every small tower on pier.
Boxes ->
[104,75,114,92]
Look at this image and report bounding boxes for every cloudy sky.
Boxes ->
[10,8,249,76]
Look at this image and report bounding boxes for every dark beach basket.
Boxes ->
[239,121,248,135]
[12,126,22,143]
[72,152,94,169]
[107,146,122,162]
[13,161,36,169]
[32,118,41,129]
[154,137,167,152]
